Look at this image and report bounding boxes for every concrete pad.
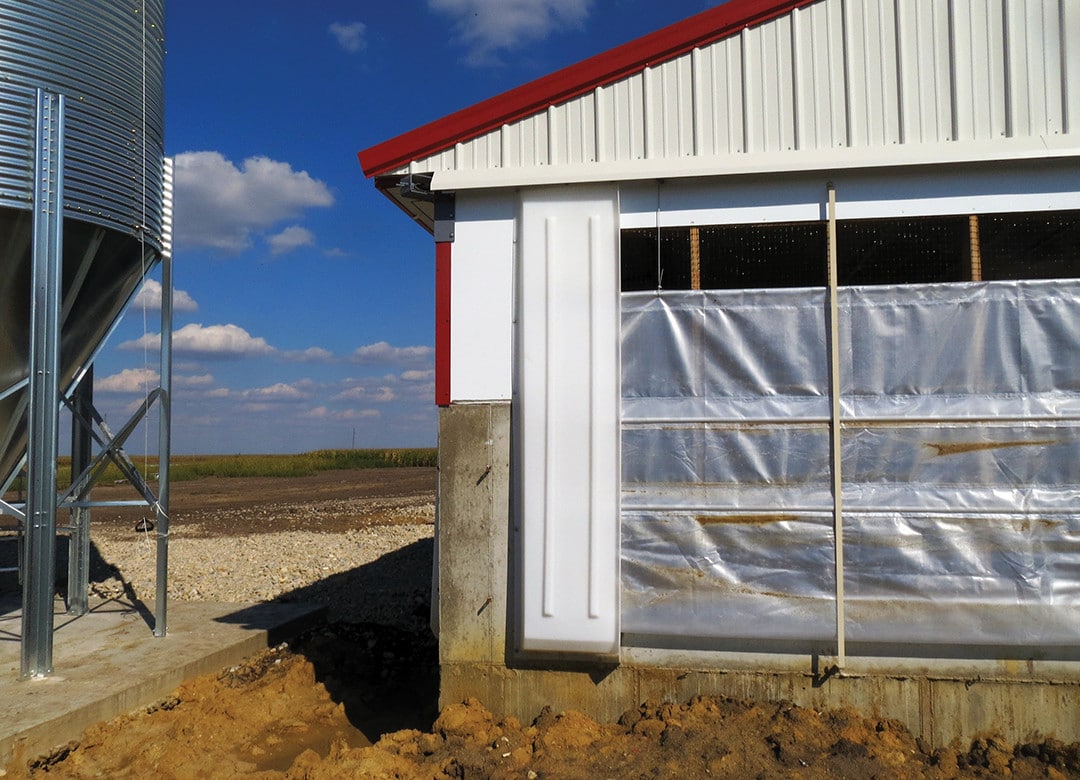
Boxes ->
[0,595,324,768]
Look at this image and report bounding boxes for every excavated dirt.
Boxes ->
[5,468,1080,779]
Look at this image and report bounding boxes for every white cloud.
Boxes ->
[174,373,215,389]
[429,0,591,64]
[332,385,397,403]
[349,341,433,367]
[120,323,275,359]
[131,279,198,313]
[303,406,381,420]
[282,346,335,363]
[401,369,435,382]
[198,381,311,402]
[243,382,310,401]
[173,151,333,252]
[329,21,367,53]
[97,367,159,392]
[267,225,315,256]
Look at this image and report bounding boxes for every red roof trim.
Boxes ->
[359,0,816,178]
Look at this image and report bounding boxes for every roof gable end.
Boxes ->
[358,0,815,178]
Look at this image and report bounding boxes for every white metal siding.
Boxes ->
[450,193,514,402]
[407,0,1078,188]
[619,160,1080,228]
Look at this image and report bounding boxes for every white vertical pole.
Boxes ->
[826,182,846,668]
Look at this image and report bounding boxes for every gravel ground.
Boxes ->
[86,491,435,626]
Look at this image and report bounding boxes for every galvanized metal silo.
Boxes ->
[0,0,168,486]
[0,0,170,677]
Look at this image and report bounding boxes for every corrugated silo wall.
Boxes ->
[0,0,167,484]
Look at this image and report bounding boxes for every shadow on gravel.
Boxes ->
[255,538,440,742]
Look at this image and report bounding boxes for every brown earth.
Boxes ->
[5,468,1080,779]
[89,467,439,537]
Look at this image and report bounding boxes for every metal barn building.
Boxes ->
[360,0,1080,745]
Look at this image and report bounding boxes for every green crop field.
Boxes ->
[11,449,437,492]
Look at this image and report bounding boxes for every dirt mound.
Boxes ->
[284,693,1080,780]
[11,628,1080,779]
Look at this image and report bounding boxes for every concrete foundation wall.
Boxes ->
[441,661,1080,749]
[436,402,1080,748]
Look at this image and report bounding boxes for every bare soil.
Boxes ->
[5,468,1080,779]
[90,467,438,538]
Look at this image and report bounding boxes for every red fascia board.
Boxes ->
[434,242,452,407]
[358,0,816,178]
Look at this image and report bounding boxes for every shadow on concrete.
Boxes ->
[0,533,157,636]
[215,537,440,741]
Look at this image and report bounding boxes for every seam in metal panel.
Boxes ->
[946,0,963,139]
[1002,0,1015,138]
[741,29,752,153]
[546,105,557,167]
[593,87,606,163]
[691,47,703,157]
[642,66,654,160]
[791,7,803,151]
[841,0,855,147]
[1060,0,1070,134]
[894,0,907,144]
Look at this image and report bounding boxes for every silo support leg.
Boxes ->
[66,368,94,617]
[22,90,65,679]
[154,247,173,638]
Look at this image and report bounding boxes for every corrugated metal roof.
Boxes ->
[362,0,1080,224]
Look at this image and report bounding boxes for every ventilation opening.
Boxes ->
[621,209,1080,291]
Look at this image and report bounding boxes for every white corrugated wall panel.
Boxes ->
[505,114,549,169]
[1067,0,1080,134]
[842,0,901,148]
[895,0,952,144]
[1005,0,1065,138]
[549,94,596,166]
[952,0,1008,142]
[744,15,797,153]
[791,2,847,150]
[650,54,695,159]
[411,0,1077,187]
[598,73,646,162]
[458,132,501,171]
[693,35,745,155]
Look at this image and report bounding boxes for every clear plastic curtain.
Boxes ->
[621,281,1080,649]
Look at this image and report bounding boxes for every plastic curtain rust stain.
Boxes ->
[696,514,800,525]
[925,439,1059,457]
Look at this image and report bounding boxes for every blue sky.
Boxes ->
[96,0,718,454]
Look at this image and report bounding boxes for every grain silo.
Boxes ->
[0,0,172,677]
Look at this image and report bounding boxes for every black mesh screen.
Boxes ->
[699,223,827,289]
[980,210,1080,280]
[620,227,691,291]
[837,215,969,285]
